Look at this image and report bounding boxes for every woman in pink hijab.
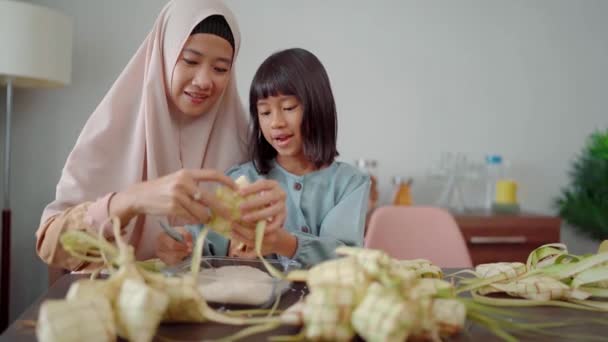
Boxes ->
[36,0,252,271]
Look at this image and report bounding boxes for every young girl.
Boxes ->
[160,48,370,267]
[37,0,254,272]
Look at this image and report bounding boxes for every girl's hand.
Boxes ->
[229,178,297,257]
[238,179,287,230]
[110,169,237,225]
[228,239,257,259]
[231,221,297,257]
[156,226,193,265]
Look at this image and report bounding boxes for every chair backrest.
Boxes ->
[365,206,473,268]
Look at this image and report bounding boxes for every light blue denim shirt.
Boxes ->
[187,160,370,267]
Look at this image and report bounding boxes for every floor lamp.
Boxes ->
[0,1,72,331]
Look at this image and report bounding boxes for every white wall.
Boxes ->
[7,0,607,320]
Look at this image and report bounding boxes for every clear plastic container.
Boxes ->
[163,257,301,308]
[460,160,485,211]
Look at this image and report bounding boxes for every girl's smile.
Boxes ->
[272,133,294,148]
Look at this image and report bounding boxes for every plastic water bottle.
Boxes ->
[484,154,503,210]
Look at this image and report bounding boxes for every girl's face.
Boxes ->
[170,33,233,117]
[257,94,305,159]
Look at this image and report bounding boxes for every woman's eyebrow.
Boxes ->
[183,48,202,56]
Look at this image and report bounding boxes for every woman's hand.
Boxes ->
[110,169,237,225]
[156,226,193,265]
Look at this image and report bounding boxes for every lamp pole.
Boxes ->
[0,1,73,331]
[1,77,13,331]
[4,78,12,208]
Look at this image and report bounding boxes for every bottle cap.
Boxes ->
[355,159,377,169]
[485,154,503,164]
[392,176,413,185]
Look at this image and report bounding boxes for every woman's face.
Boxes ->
[170,33,233,117]
[257,94,305,159]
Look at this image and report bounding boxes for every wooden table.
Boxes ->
[1,274,302,341]
[3,272,607,341]
[453,210,561,265]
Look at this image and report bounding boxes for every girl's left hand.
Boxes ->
[238,179,287,232]
[229,180,297,256]
[228,239,257,259]
[230,220,296,257]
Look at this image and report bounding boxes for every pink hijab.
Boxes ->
[40,0,248,258]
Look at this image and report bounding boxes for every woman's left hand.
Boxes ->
[155,226,193,265]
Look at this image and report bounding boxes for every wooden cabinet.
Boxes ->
[453,210,561,266]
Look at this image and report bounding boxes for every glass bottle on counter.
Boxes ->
[355,159,378,212]
[355,159,378,235]
[392,176,413,206]
[484,154,504,211]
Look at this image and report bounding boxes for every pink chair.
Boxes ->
[365,206,473,268]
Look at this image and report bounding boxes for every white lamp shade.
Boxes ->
[0,0,73,88]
